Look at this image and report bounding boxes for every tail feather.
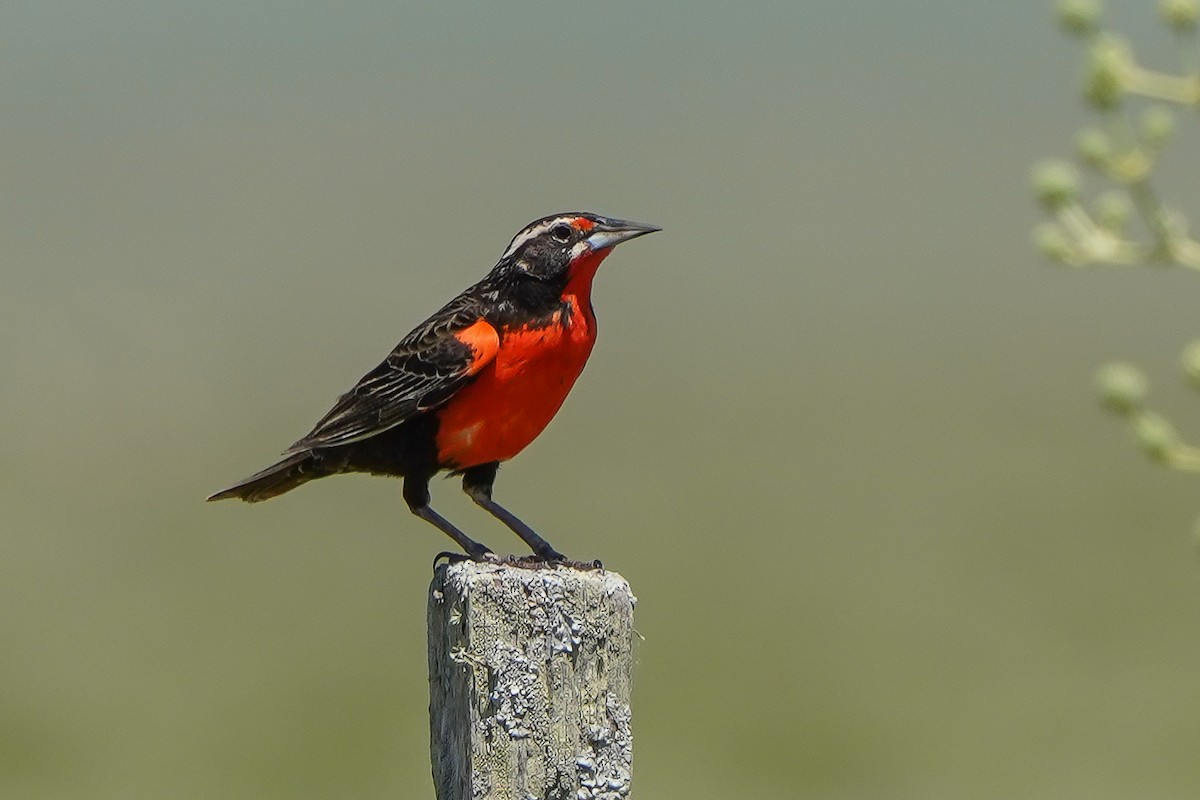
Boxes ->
[207,451,322,503]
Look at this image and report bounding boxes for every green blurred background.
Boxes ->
[5,1,1200,798]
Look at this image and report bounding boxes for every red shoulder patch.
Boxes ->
[452,319,500,375]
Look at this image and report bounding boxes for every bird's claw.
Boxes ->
[433,551,602,572]
[432,550,463,568]
[503,553,603,571]
[433,549,499,568]
[560,557,604,571]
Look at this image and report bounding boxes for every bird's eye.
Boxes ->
[550,224,573,243]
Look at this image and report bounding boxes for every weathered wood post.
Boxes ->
[428,561,636,800]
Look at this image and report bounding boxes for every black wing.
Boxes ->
[284,292,498,453]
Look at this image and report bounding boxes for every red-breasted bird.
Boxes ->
[208,212,659,561]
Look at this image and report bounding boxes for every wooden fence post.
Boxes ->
[427,561,636,800]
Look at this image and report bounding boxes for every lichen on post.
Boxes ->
[428,561,636,800]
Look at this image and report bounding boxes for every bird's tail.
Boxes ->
[207,451,326,503]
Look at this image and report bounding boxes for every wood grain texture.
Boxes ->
[428,562,636,800]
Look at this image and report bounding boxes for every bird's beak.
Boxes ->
[584,218,661,251]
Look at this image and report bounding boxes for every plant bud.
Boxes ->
[1141,106,1176,149]
[1161,0,1199,32]
[1134,411,1178,463]
[1084,37,1129,109]
[1032,223,1077,263]
[1096,362,1147,415]
[1032,160,1080,210]
[1181,341,1200,389]
[1058,0,1101,36]
[1076,127,1112,167]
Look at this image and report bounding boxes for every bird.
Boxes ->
[208,212,659,562]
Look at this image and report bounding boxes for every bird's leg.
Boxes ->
[403,474,494,561]
[462,463,566,562]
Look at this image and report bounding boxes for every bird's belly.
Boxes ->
[434,312,595,469]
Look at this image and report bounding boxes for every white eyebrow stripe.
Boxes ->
[498,217,574,260]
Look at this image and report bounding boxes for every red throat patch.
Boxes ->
[564,247,611,307]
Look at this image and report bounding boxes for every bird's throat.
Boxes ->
[563,247,612,308]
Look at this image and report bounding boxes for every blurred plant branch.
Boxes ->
[1033,0,1200,480]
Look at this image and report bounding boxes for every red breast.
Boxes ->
[433,248,611,469]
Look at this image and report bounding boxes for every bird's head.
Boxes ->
[494,212,660,287]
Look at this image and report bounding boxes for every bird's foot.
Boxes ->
[559,557,604,571]
[432,548,500,568]
[433,551,601,571]
[533,546,602,571]
[498,552,603,571]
